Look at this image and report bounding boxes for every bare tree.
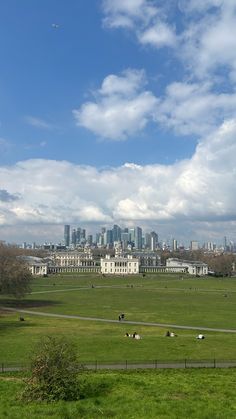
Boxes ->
[0,244,32,298]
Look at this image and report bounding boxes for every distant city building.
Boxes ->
[113,224,121,242]
[129,228,135,245]
[145,233,151,249]
[135,226,142,249]
[87,234,93,246]
[190,240,199,251]
[106,229,113,246]
[205,241,215,251]
[71,229,77,246]
[64,225,70,247]
[172,239,178,251]
[224,236,227,251]
[121,231,129,249]
[150,231,158,251]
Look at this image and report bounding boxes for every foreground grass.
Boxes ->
[1,369,236,418]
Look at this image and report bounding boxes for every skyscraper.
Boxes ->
[190,240,199,251]
[129,228,135,245]
[145,233,151,249]
[71,229,77,246]
[172,238,177,251]
[87,234,93,246]
[113,224,121,242]
[64,225,70,247]
[150,231,158,251]
[81,229,86,243]
[106,229,113,246]
[135,226,142,249]
[76,227,81,244]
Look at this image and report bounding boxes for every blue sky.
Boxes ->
[1,0,236,244]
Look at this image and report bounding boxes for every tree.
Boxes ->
[0,243,32,298]
[207,254,234,276]
[22,336,82,401]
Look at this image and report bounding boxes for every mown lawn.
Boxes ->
[4,273,236,328]
[1,274,236,363]
[1,369,236,418]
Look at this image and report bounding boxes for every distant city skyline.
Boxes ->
[1,1,236,243]
[16,223,235,252]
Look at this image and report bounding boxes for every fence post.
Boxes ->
[126,360,128,370]
[95,360,97,371]
[155,360,157,369]
[1,363,3,373]
[184,359,187,368]
[214,358,216,368]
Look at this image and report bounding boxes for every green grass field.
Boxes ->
[1,369,236,418]
[1,273,236,363]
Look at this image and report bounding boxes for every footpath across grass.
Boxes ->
[1,369,236,418]
[1,312,236,363]
[1,273,236,362]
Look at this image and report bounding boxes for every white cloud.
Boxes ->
[155,81,236,136]
[75,69,236,139]
[25,116,53,130]
[178,0,223,13]
[96,2,236,139]
[1,119,236,242]
[179,1,236,81]
[102,0,177,48]
[73,69,158,140]
[99,68,146,96]
[102,0,159,28]
[138,21,176,48]
[102,1,236,83]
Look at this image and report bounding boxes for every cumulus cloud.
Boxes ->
[178,0,236,82]
[94,2,236,139]
[102,0,159,29]
[75,68,236,139]
[102,1,236,83]
[155,81,236,136]
[138,21,176,48]
[1,119,236,242]
[73,69,158,140]
[102,0,176,48]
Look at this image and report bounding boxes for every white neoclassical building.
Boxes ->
[50,249,93,267]
[101,254,140,275]
[166,258,208,276]
[23,256,48,276]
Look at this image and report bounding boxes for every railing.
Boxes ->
[1,359,236,372]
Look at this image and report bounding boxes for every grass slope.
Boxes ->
[1,274,236,363]
[1,369,236,418]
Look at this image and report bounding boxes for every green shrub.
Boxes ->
[22,335,82,401]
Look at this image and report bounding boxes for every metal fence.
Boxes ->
[1,359,236,372]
